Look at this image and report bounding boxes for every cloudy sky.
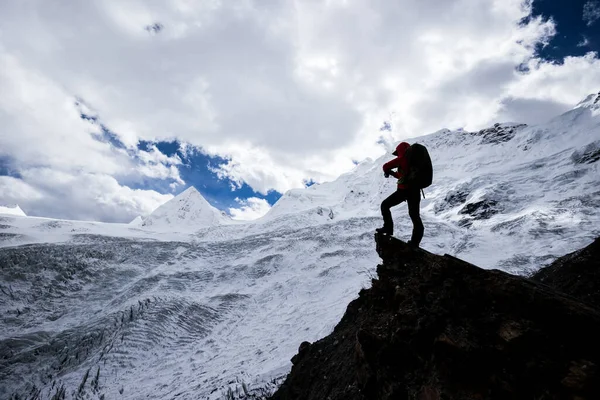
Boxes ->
[1,0,599,222]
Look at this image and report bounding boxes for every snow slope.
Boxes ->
[0,204,26,217]
[0,93,599,399]
[128,215,144,226]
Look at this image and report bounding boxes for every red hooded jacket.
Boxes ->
[383,142,410,189]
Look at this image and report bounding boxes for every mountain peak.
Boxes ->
[0,204,27,217]
[128,215,144,226]
[574,91,600,111]
[141,186,227,230]
[180,186,201,196]
[171,186,209,204]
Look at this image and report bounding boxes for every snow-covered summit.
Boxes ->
[141,186,228,231]
[0,204,26,217]
[128,215,144,226]
[575,91,600,111]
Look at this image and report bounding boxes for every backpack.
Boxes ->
[405,143,433,189]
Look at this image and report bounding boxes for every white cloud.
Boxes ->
[0,51,123,175]
[583,1,600,26]
[0,176,44,202]
[11,169,173,222]
[1,0,600,220]
[229,197,272,221]
[504,53,600,106]
[205,142,316,195]
[0,43,183,221]
[136,145,184,185]
[578,36,590,47]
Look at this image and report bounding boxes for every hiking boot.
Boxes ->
[407,240,419,249]
[376,227,393,236]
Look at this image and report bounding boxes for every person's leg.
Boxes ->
[379,190,407,234]
[407,189,424,246]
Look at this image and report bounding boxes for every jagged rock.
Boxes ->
[473,123,527,145]
[291,341,311,365]
[571,141,600,165]
[434,188,469,214]
[457,219,472,229]
[316,207,335,220]
[270,235,600,400]
[532,238,600,309]
[458,199,502,220]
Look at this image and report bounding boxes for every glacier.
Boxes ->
[0,93,599,399]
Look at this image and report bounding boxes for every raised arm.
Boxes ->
[383,157,401,178]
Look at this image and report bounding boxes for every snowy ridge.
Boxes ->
[128,215,144,226]
[575,91,600,112]
[0,94,599,399]
[0,204,26,217]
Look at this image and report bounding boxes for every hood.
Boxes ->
[392,142,410,157]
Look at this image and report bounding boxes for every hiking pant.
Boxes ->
[381,188,424,245]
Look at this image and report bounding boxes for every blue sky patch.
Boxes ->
[530,0,600,63]
[76,99,128,150]
[76,100,282,214]
[137,140,282,211]
[379,121,392,132]
[303,178,317,187]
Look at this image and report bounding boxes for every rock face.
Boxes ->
[458,199,503,220]
[270,236,600,400]
[571,141,600,165]
[533,237,600,309]
[473,122,528,145]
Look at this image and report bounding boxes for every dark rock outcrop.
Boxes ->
[473,123,527,145]
[434,188,469,214]
[270,235,600,400]
[571,141,600,165]
[458,199,503,220]
[532,238,600,309]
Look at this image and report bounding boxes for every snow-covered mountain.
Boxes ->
[128,215,144,226]
[0,93,599,399]
[0,204,26,217]
[576,91,600,112]
[254,92,599,270]
[141,186,230,231]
